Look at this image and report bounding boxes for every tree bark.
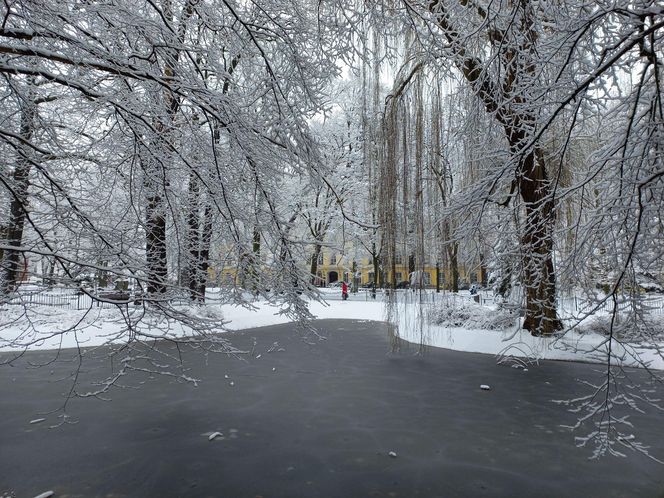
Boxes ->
[441,218,458,292]
[428,0,561,335]
[186,172,202,300]
[310,243,322,285]
[516,147,562,335]
[447,241,459,293]
[144,0,196,298]
[251,226,261,293]
[145,192,168,295]
[372,252,381,288]
[1,89,36,296]
[196,202,213,300]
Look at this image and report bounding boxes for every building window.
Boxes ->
[317,252,324,265]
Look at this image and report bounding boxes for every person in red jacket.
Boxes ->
[341,281,348,300]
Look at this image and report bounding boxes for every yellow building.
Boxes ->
[313,250,485,289]
[208,245,485,290]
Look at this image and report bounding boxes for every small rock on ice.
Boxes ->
[229,381,234,386]
[480,385,491,391]
[33,492,55,498]
[272,367,276,371]
[388,451,397,458]
[224,374,229,379]
[208,432,223,441]
[29,418,46,425]
[256,354,261,359]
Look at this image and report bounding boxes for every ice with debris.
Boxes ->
[33,492,55,498]
[208,432,223,441]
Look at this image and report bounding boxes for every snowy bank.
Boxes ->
[1,294,662,370]
[392,299,664,371]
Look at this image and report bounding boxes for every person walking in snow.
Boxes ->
[341,281,348,300]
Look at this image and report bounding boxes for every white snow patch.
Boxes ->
[391,298,664,371]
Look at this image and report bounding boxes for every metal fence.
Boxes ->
[5,286,664,316]
[321,288,494,306]
[5,288,135,310]
[557,294,664,316]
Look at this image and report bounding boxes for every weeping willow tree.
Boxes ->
[369,0,663,338]
[376,27,447,351]
[433,1,562,335]
[429,80,459,292]
[362,0,664,459]
[360,20,387,291]
[377,35,483,285]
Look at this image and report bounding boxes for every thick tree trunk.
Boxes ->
[441,219,459,292]
[372,253,381,288]
[145,194,168,295]
[428,0,561,335]
[1,163,31,295]
[186,173,202,301]
[447,242,459,293]
[1,95,35,296]
[196,203,213,301]
[0,225,5,271]
[479,252,488,287]
[143,0,195,298]
[518,148,562,336]
[251,227,260,293]
[408,253,415,276]
[310,243,321,285]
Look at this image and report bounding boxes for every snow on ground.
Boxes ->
[390,296,664,370]
[0,295,382,353]
[1,289,662,370]
[401,316,664,370]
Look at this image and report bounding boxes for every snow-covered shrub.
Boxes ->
[427,298,517,330]
[578,313,664,342]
